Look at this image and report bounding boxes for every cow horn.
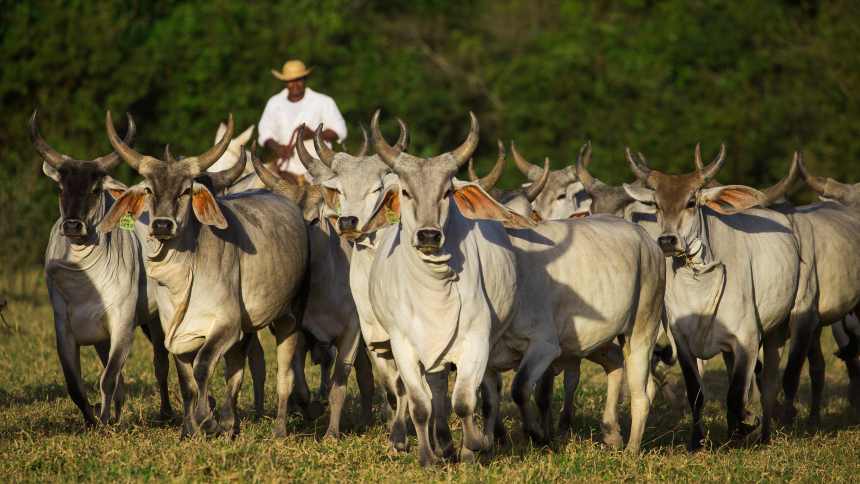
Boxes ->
[91,113,136,172]
[447,112,479,169]
[797,152,851,201]
[626,147,651,183]
[395,118,408,151]
[694,143,704,171]
[525,157,551,202]
[207,144,247,192]
[313,123,336,167]
[250,141,304,202]
[354,126,369,157]
[575,141,596,190]
[187,114,234,172]
[511,141,544,181]
[297,126,333,179]
[470,140,506,191]
[163,144,176,163]
[699,143,726,182]
[106,111,145,171]
[759,151,800,206]
[370,109,401,169]
[30,109,71,169]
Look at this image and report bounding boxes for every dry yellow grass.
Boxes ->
[1,271,859,482]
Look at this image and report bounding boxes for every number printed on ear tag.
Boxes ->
[118,213,135,231]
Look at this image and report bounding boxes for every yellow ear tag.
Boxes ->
[118,213,135,231]
[385,207,399,225]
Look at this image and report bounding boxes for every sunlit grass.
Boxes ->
[1,270,858,482]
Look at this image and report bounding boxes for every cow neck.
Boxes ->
[144,220,197,352]
[320,216,352,264]
[683,205,716,270]
[47,192,137,302]
[399,208,459,282]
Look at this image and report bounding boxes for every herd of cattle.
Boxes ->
[30,108,860,465]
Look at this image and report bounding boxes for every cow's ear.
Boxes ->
[42,161,60,182]
[361,188,400,234]
[102,176,128,199]
[191,182,228,229]
[98,185,147,233]
[698,185,766,215]
[623,183,656,204]
[453,183,534,229]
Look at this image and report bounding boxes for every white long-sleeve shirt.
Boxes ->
[257,87,347,174]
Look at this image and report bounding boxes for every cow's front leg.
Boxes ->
[174,352,199,438]
[51,293,97,426]
[95,324,135,424]
[390,333,435,466]
[192,321,241,435]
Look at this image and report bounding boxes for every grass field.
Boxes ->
[1,271,859,482]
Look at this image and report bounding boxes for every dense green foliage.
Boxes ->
[2,0,859,270]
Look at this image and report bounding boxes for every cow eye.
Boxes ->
[401,189,412,199]
[180,187,192,197]
[372,185,382,194]
[144,187,152,195]
[443,188,453,199]
[686,199,696,208]
[556,193,566,201]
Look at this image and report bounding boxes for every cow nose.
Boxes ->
[416,229,443,248]
[658,235,678,251]
[151,218,176,238]
[338,216,359,233]
[62,219,86,237]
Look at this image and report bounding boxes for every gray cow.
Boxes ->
[622,145,816,449]
[99,113,310,438]
[33,111,172,425]
[249,138,376,439]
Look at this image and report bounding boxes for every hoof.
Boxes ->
[780,405,798,426]
[391,438,409,453]
[458,446,477,464]
[602,431,624,449]
[323,429,340,441]
[417,448,437,467]
[273,422,287,439]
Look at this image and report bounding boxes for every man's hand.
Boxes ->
[265,139,294,159]
[298,124,339,143]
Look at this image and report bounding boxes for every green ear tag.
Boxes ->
[385,207,400,225]
[118,213,135,231]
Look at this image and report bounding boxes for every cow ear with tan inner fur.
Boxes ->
[191,182,228,229]
[102,176,128,200]
[697,185,766,215]
[98,185,147,233]
[361,188,400,234]
[453,183,534,229]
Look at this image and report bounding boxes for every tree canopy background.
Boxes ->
[2,0,858,273]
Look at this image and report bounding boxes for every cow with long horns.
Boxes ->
[33,111,173,425]
[621,144,814,449]
[99,113,310,438]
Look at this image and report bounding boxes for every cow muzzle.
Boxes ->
[337,216,360,237]
[414,228,444,254]
[151,218,177,239]
[61,219,87,238]
[657,235,683,256]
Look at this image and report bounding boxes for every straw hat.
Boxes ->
[271,60,312,81]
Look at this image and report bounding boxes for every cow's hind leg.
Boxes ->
[480,369,506,446]
[558,362,581,437]
[723,345,758,440]
[95,325,134,424]
[760,331,784,444]
[676,339,705,451]
[369,350,408,452]
[219,334,252,438]
[511,340,561,445]
[807,327,825,428]
[781,316,818,426]
[246,332,266,420]
[273,321,300,437]
[324,322,363,440]
[143,322,174,420]
[354,345,375,429]
[589,343,625,449]
[427,369,455,459]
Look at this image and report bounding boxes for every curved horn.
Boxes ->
[467,159,478,182]
[163,144,177,163]
[92,113,135,172]
[477,140,506,191]
[575,141,597,190]
[510,141,544,181]
[188,114,234,172]
[313,123,336,167]
[759,151,800,206]
[296,125,318,171]
[207,144,247,192]
[797,152,851,201]
[354,126,369,157]
[395,118,408,151]
[626,147,651,183]
[370,109,400,169]
[448,112,479,168]
[700,143,726,182]
[694,143,704,171]
[30,109,71,169]
[525,158,551,202]
[106,110,145,171]
[250,142,303,202]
